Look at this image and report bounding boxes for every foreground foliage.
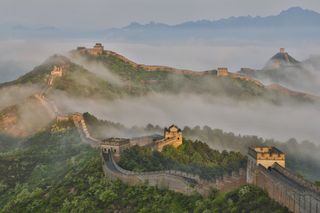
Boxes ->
[0,127,289,212]
[119,140,246,180]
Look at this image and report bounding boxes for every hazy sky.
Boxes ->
[1,0,320,30]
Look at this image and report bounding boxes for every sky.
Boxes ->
[1,0,320,30]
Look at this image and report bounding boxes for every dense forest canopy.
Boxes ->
[0,123,289,213]
[118,140,246,180]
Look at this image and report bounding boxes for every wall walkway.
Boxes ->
[256,164,320,213]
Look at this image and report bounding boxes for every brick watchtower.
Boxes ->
[247,146,285,184]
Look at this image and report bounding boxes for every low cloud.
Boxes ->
[52,92,320,144]
[0,39,85,83]
[256,55,320,96]
[0,85,41,110]
[1,39,320,143]
[69,54,124,86]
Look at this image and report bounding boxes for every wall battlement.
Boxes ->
[272,163,320,195]
[247,146,285,184]
[248,146,320,213]
[249,147,285,160]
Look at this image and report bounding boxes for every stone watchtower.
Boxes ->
[247,146,285,184]
[217,67,229,77]
[51,66,63,77]
[164,125,183,148]
[89,43,104,55]
[101,138,130,160]
[156,125,183,151]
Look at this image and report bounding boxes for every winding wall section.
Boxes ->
[72,113,246,196]
[255,164,320,213]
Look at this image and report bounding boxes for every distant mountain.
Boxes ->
[124,7,320,29]
[239,49,320,96]
[264,48,299,69]
[105,7,320,41]
[2,7,320,40]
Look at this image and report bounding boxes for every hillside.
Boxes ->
[0,96,53,137]
[0,122,289,213]
[118,140,246,180]
[0,46,316,104]
[71,48,318,104]
[0,55,127,100]
[0,45,319,138]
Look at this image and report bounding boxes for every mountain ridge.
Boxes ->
[122,7,320,29]
[0,45,319,138]
[1,47,318,101]
[2,7,320,40]
[105,7,320,41]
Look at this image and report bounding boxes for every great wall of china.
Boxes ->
[32,54,320,212]
[256,164,320,213]
[69,112,246,196]
[68,111,320,212]
[75,43,264,87]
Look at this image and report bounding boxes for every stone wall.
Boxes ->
[255,164,320,213]
[72,114,247,196]
[229,73,264,87]
[105,50,208,76]
[101,151,197,195]
[71,113,100,147]
[215,170,247,192]
[101,149,246,196]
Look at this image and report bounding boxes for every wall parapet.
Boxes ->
[272,163,320,195]
[101,149,246,196]
[256,163,320,213]
[108,150,200,182]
